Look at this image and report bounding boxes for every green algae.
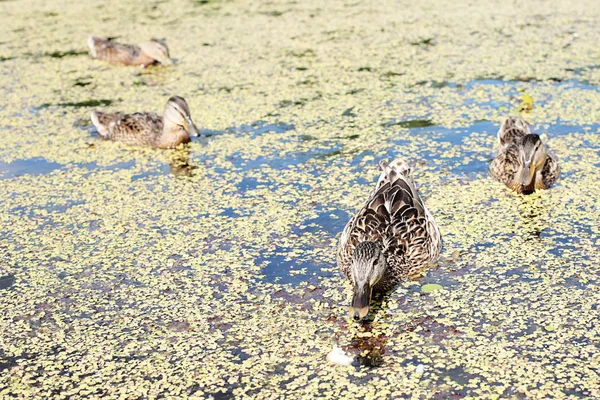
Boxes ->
[40,99,115,108]
[1,0,600,398]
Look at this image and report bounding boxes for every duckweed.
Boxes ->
[1,0,600,398]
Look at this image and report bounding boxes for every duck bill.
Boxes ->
[161,57,174,65]
[350,282,372,321]
[182,116,200,137]
[519,164,535,186]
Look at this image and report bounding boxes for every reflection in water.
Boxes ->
[516,195,548,241]
[349,324,387,367]
[168,147,198,177]
[346,291,392,367]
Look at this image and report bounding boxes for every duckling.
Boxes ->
[87,36,172,67]
[489,117,560,194]
[337,158,442,321]
[90,96,200,148]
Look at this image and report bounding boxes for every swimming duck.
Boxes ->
[90,96,200,148]
[87,36,172,67]
[489,117,560,194]
[337,158,442,321]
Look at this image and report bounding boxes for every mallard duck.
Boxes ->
[87,36,172,67]
[90,96,200,148]
[337,158,442,321]
[489,117,560,194]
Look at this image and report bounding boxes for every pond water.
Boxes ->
[1,0,600,398]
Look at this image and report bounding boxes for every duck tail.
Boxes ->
[87,36,100,58]
[498,117,530,146]
[90,111,109,138]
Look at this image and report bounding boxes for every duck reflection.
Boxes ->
[516,195,548,240]
[168,147,198,177]
[348,292,391,367]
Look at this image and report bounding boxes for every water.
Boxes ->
[1,2,600,395]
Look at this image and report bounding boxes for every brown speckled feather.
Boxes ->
[538,152,560,189]
[337,160,441,292]
[93,112,167,147]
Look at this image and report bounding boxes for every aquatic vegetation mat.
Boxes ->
[1,0,600,398]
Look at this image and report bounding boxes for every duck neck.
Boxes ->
[159,120,190,148]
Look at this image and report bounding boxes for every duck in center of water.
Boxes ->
[489,117,560,194]
[88,36,172,67]
[90,96,200,148]
[337,158,442,321]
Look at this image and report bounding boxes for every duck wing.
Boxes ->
[337,159,441,288]
[537,152,560,190]
[90,111,163,147]
[489,142,520,188]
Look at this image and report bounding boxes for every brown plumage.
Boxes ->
[87,36,172,67]
[489,117,560,194]
[337,158,442,320]
[90,96,200,148]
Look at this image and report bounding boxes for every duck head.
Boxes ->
[349,241,386,321]
[163,96,200,138]
[140,39,173,65]
[517,134,547,192]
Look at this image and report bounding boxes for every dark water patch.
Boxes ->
[357,66,372,72]
[410,37,436,46]
[298,134,317,141]
[278,94,321,108]
[346,88,364,95]
[40,99,115,108]
[0,56,15,62]
[41,50,88,59]
[260,10,285,17]
[0,158,62,180]
[289,49,315,58]
[411,80,461,89]
[341,107,357,117]
[297,78,316,86]
[381,71,404,79]
[382,119,434,129]
[0,275,15,290]
[73,77,93,87]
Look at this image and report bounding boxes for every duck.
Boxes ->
[337,158,442,321]
[90,96,200,148]
[87,36,172,67]
[489,117,560,194]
